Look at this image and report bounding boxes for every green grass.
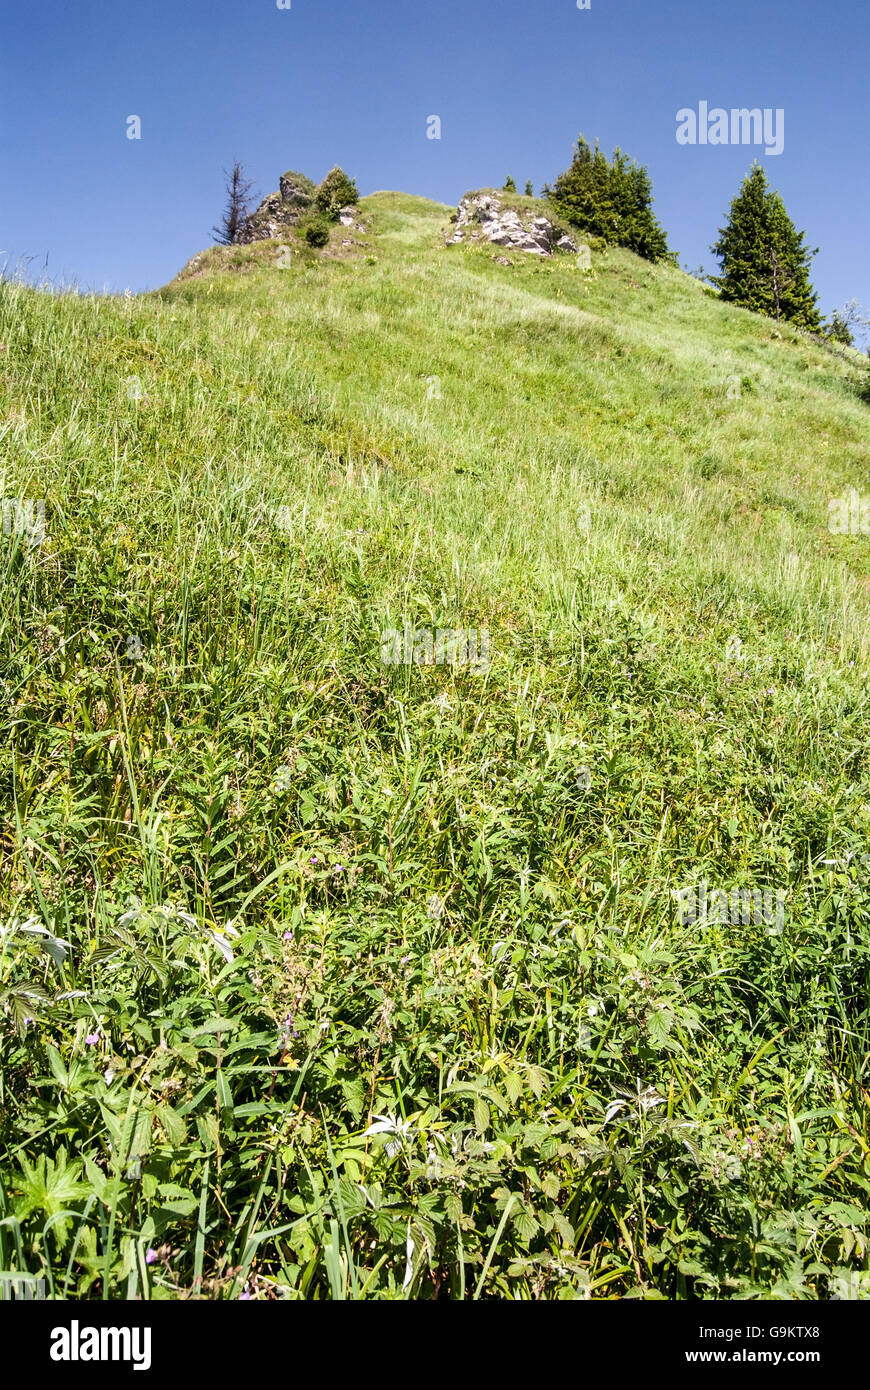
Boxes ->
[1,191,869,1300]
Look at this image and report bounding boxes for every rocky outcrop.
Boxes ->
[279,170,315,208]
[449,192,578,256]
[237,190,297,244]
[338,206,366,231]
[238,168,365,244]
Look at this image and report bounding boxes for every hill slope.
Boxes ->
[1,192,869,1300]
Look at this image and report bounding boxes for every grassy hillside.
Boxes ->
[1,191,869,1300]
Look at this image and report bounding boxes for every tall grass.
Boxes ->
[0,192,868,1298]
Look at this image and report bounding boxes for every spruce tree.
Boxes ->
[524,180,534,197]
[711,165,820,330]
[609,149,672,263]
[213,162,256,246]
[503,175,517,193]
[545,136,673,263]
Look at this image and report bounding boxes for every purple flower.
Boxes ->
[282,930,293,942]
[278,1012,299,1044]
[239,1289,252,1301]
[145,1248,158,1265]
[309,856,319,864]
[85,1032,100,1046]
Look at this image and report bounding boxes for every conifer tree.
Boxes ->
[711,165,820,330]
[503,176,517,192]
[609,148,672,263]
[524,180,534,196]
[545,136,674,263]
[213,162,256,246]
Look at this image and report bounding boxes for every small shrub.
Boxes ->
[315,167,359,220]
[303,217,331,248]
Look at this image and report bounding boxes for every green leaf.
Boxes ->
[156,1104,187,1147]
[187,1018,240,1038]
[46,1045,68,1088]
[216,1070,234,1116]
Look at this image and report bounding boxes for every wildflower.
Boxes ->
[278,1013,298,1047]
[145,1249,158,1265]
[85,1032,100,1046]
[282,930,293,942]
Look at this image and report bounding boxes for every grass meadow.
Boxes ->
[1,192,869,1299]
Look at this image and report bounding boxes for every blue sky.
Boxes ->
[2,0,866,320]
